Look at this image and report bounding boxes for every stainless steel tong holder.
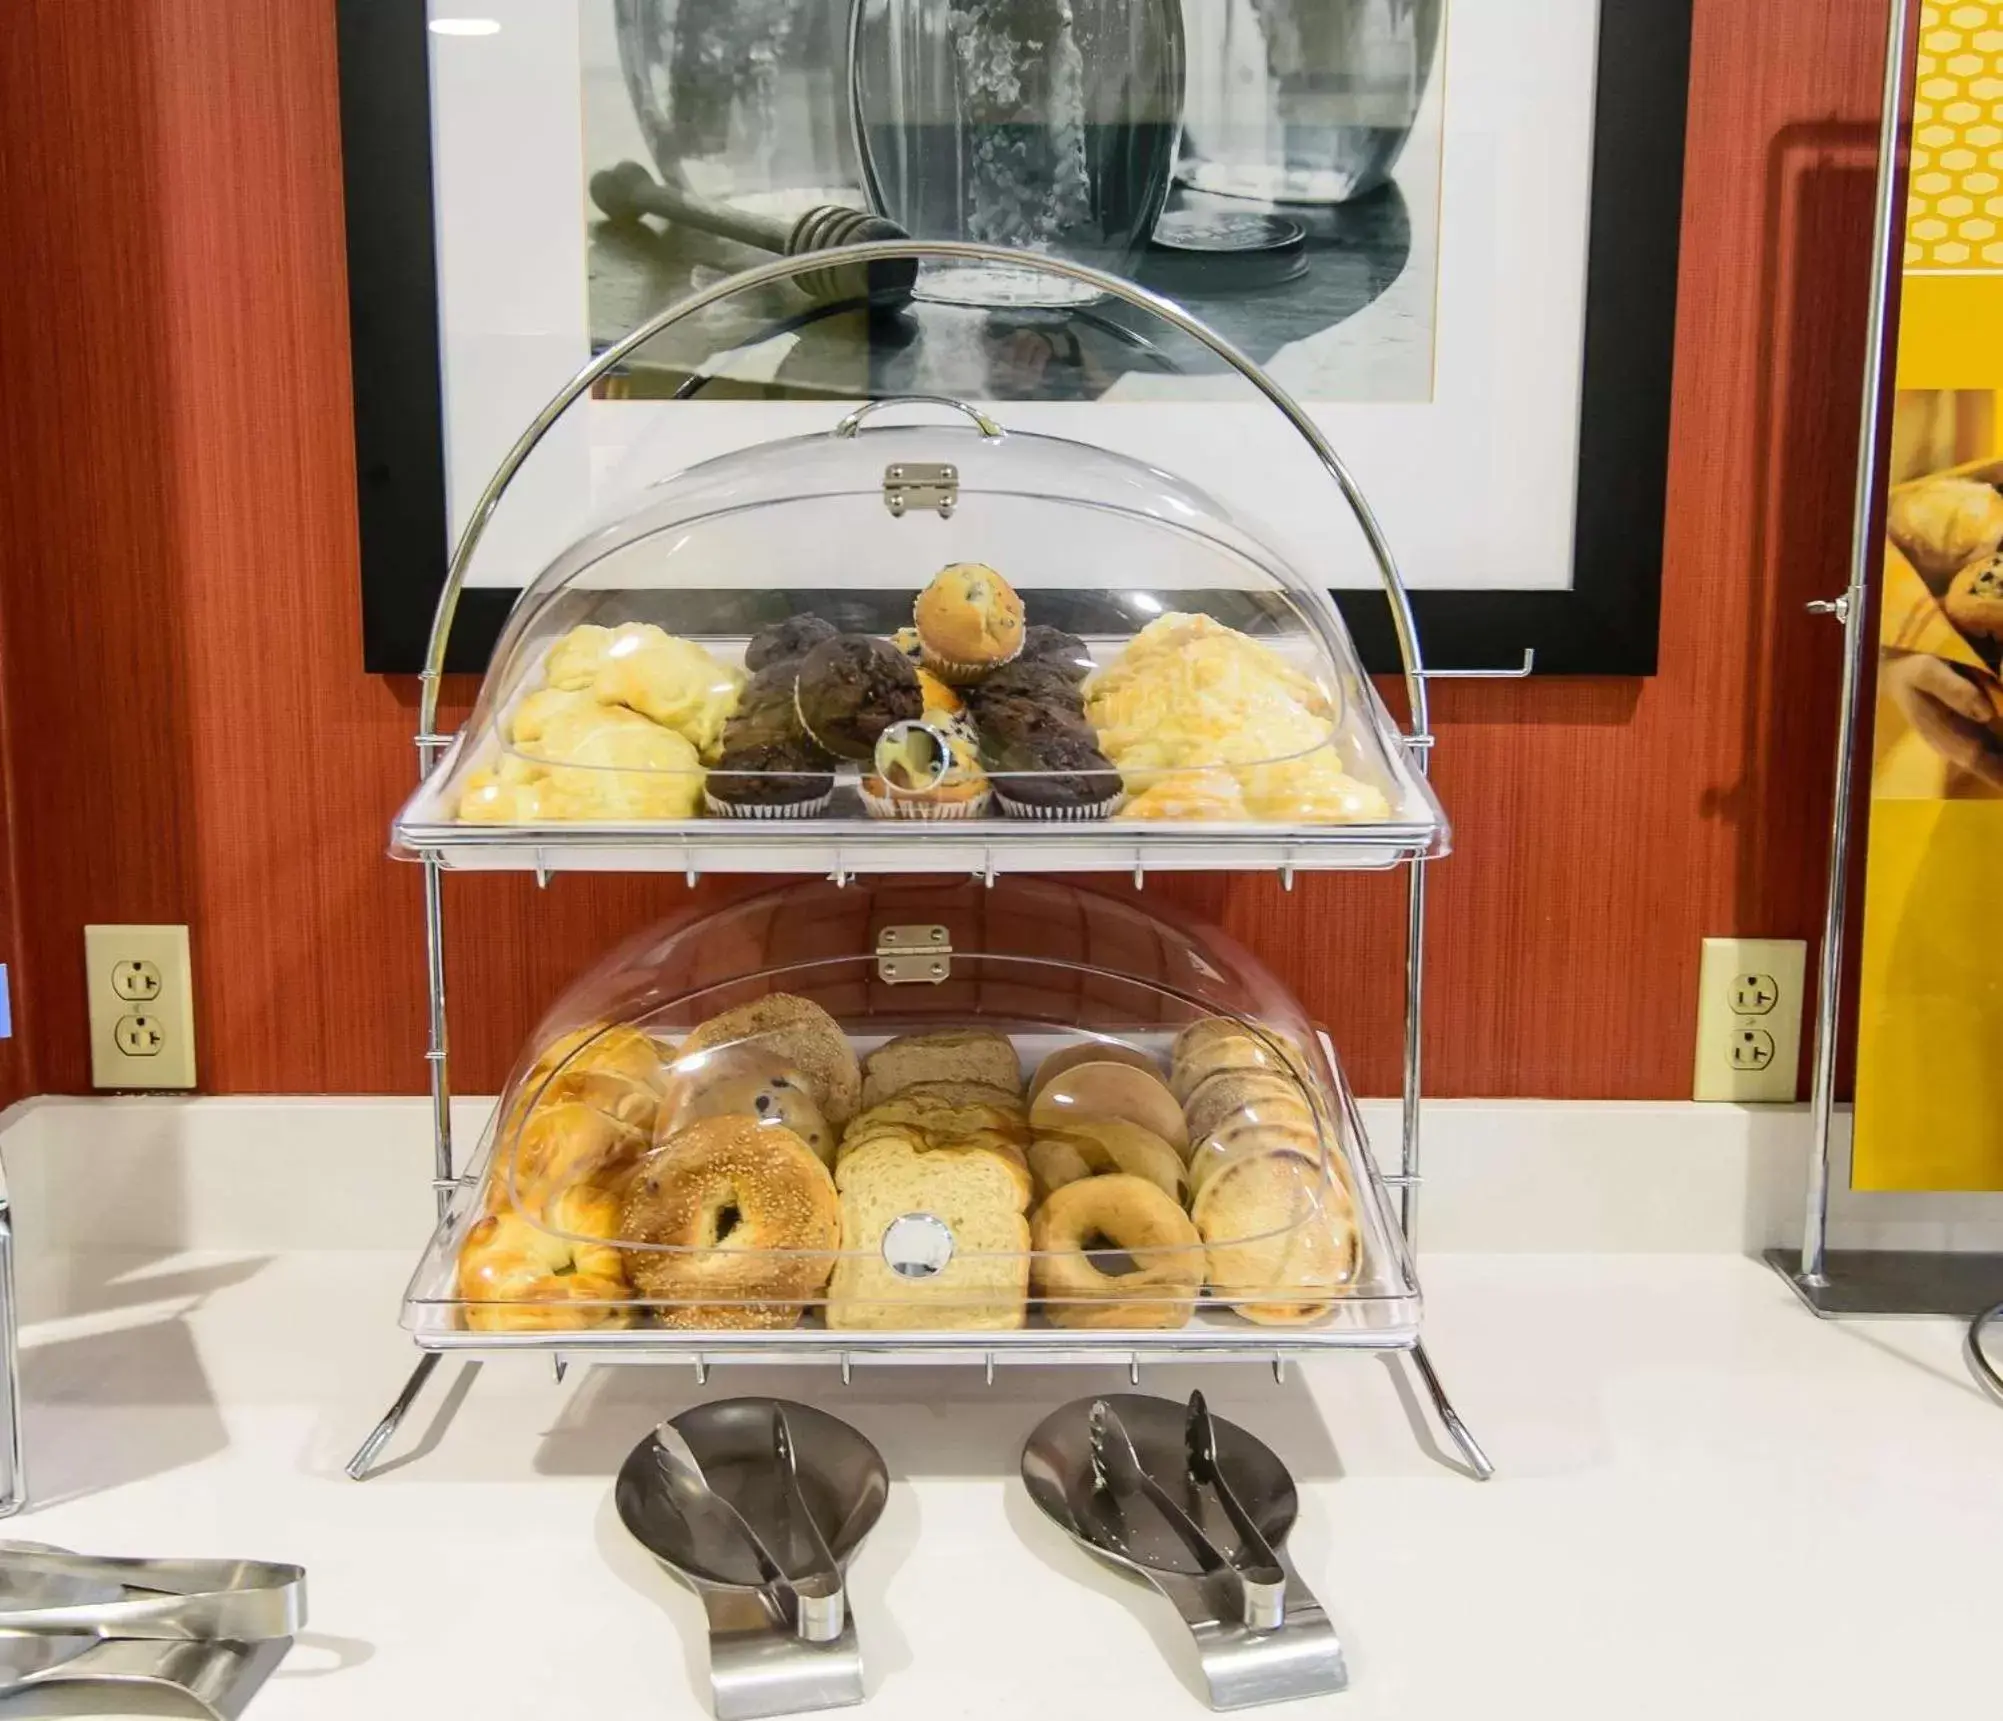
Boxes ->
[0,1546,305,1719]
[615,1400,888,1721]
[1023,1395,1347,1711]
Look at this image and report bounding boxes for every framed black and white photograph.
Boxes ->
[339,2,1691,674]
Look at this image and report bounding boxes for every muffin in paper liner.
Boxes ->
[703,788,835,820]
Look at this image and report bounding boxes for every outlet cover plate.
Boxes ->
[85,924,196,1090]
[1694,936,1806,1103]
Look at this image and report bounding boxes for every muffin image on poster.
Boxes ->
[578,0,1446,404]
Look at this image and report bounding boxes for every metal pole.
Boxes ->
[1401,860,1426,1245]
[1799,0,1913,1284]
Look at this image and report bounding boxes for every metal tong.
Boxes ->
[652,1411,845,1644]
[0,1548,305,1643]
[1089,1397,1287,1632]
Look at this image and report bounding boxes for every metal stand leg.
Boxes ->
[1967,1301,2003,1406]
[1406,1342,1494,1481]
[346,1352,445,1481]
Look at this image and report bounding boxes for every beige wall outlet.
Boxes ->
[1693,936,1806,1103]
[86,924,196,1089]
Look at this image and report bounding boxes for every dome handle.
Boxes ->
[831,395,1005,442]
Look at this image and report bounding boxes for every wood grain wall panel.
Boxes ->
[0,0,1892,1102]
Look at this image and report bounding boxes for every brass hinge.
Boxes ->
[876,924,952,983]
[882,462,958,518]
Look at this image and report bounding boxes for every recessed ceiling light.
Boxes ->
[429,18,501,36]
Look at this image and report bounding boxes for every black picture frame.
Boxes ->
[338,1,1692,677]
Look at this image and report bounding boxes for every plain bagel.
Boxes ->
[1030,1174,1206,1330]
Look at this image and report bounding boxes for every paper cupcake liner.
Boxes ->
[702,788,834,820]
[919,641,1024,687]
[859,781,993,821]
[993,787,1128,821]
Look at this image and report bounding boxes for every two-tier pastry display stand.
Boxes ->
[348,241,1494,1484]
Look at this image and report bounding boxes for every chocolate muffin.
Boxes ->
[793,634,922,761]
[966,659,1088,712]
[744,615,838,673]
[720,662,807,750]
[703,738,836,816]
[1019,625,1094,681]
[989,731,1124,817]
[970,690,1093,753]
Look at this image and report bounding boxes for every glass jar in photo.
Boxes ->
[849,0,1186,307]
[1179,0,1443,206]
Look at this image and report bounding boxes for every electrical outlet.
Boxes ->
[1694,937,1805,1103]
[86,925,195,1089]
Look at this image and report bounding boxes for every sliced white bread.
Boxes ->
[826,1133,1031,1332]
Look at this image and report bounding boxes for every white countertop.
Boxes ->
[7,1248,2001,1719]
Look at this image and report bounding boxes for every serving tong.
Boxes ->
[0,1545,305,1719]
[1025,1393,1347,1710]
[617,1399,887,1721]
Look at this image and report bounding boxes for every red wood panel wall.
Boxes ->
[0,0,1891,1101]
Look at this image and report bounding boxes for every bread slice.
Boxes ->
[841,1092,1028,1157]
[826,1134,1030,1331]
[860,1030,1023,1107]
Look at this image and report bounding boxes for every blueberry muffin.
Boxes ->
[703,738,836,817]
[744,615,838,673]
[793,634,923,760]
[913,563,1025,682]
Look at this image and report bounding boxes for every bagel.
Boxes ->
[1031,1061,1187,1153]
[1193,1152,1358,1326]
[681,995,860,1129]
[1170,1017,1308,1103]
[619,1115,840,1329]
[489,1098,651,1219]
[1028,1118,1187,1205]
[1186,1119,1326,1203]
[657,1044,835,1168]
[1182,1068,1315,1150]
[1030,1175,1205,1330]
[1027,1041,1164,1104]
[457,1184,632,1332]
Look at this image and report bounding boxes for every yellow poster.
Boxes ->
[1853,3,2003,1190]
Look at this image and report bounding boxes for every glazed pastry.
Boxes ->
[1236,753,1392,823]
[988,731,1124,818]
[514,703,706,820]
[492,1098,651,1220]
[1944,552,2003,640]
[457,1185,631,1333]
[1031,1174,1204,1330]
[657,1046,836,1168]
[1122,769,1249,822]
[703,739,836,818]
[1888,478,2003,579]
[744,615,838,672]
[913,563,1025,682]
[620,1116,839,1329]
[792,634,923,760]
[456,768,543,823]
[1019,625,1094,681]
[589,629,744,757]
[680,994,861,1129]
[510,687,599,746]
[861,721,992,819]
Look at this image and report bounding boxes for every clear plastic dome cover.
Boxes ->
[404,877,1417,1344]
[409,407,1445,845]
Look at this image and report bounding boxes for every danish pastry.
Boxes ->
[457,1185,631,1333]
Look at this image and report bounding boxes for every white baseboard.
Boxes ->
[2,1094,1999,1257]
